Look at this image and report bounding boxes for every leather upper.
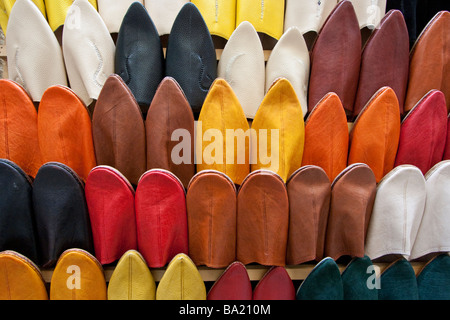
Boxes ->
[354,9,410,118]
[302,92,349,182]
[165,2,217,114]
[217,21,265,119]
[284,0,337,35]
[308,0,361,117]
[207,261,252,300]
[266,26,310,117]
[417,254,450,300]
[146,77,195,189]
[235,0,285,40]
[410,161,450,260]
[378,258,419,300]
[92,74,146,187]
[0,250,48,300]
[38,85,97,182]
[286,166,331,265]
[346,0,387,29]
[6,0,67,102]
[348,86,401,183]
[365,165,426,261]
[187,170,237,268]
[237,170,289,266]
[253,267,296,300]
[135,169,188,268]
[97,0,141,34]
[62,0,115,106]
[394,90,448,175]
[405,11,450,113]
[85,165,137,265]
[325,163,377,261]
[32,162,94,268]
[50,248,106,300]
[144,0,188,36]
[196,78,250,185]
[192,0,236,40]
[296,257,344,300]
[107,250,156,300]
[156,253,206,300]
[0,79,42,178]
[341,255,378,300]
[251,78,305,183]
[115,2,164,112]
[45,0,98,32]
[0,159,39,264]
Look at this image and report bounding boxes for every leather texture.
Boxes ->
[156,253,206,300]
[354,9,410,118]
[32,162,94,268]
[253,267,296,300]
[115,2,164,112]
[302,92,349,182]
[192,0,236,40]
[38,85,97,182]
[266,26,310,117]
[284,0,337,35]
[107,250,156,300]
[98,0,141,33]
[325,163,376,261]
[85,165,137,265]
[50,248,106,300]
[394,90,447,175]
[92,74,146,186]
[165,2,217,114]
[0,79,42,178]
[45,0,98,32]
[0,0,46,33]
[296,257,344,300]
[146,77,195,189]
[378,258,419,300]
[217,21,265,119]
[6,0,67,102]
[251,78,305,183]
[341,255,378,300]
[444,114,450,160]
[365,165,426,261]
[308,0,361,117]
[196,78,250,185]
[235,0,285,40]
[144,0,188,36]
[207,261,252,300]
[135,169,188,268]
[237,170,289,266]
[286,166,331,265]
[348,86,401,183]
[187,170,237,268]
[0,159,39,264]
[417,254,450,300]
[410,160,450,260]
[0,250,48,300]
[62,0,115,106]
[404,11,450,113]
[345,0,387,29]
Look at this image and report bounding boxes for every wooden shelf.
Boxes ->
[38,262,426,284]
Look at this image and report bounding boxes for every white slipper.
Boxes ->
[284,0,337,35]
[344,0,386,30]
[97,0,142,34]
[266,27,310,117]
[6,0,67,102]
[410,161,450,260]
[217,21,265,119]
[365,165,426,261]
[144,0,188,36]
[62,0,115,106]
